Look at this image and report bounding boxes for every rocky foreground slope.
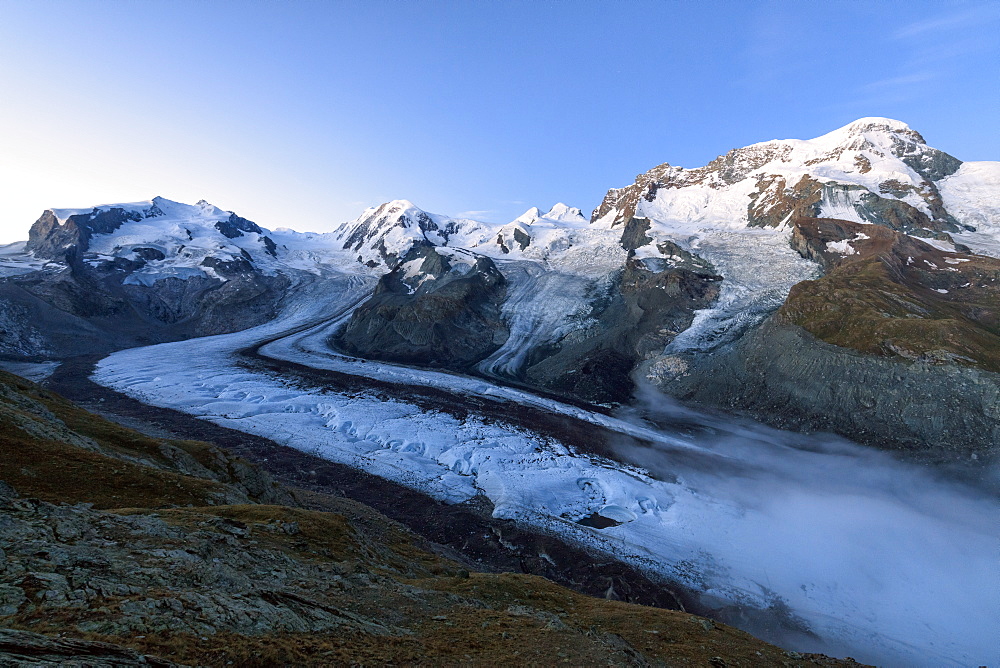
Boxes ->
[0,369,863,666]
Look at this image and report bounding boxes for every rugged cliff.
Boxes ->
[336,246,510,368]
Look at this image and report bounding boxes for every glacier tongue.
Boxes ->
[939,160,1000,257]
[661,229,819,354]
[476,262,610,378]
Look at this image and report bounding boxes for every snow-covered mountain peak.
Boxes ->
[22,196,315,285]
[817,116,922,145]
[592,117,965,236]
[544,203,587,223]
[513,207,542,225]
[335,200,454,268]
[357,199,426,222]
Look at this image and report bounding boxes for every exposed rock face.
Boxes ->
[26,205,164,261]
[522,225,722,404]
[214,213,277,256]
[0,628,176,666]
[658,319,999,461]
[746,176,963,237]
[337,247,510,368]
[782,217,1000,372]
[25,201,278,265]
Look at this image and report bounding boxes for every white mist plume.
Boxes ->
[609,380,1000,667]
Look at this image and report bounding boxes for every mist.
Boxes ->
[608,382,1000,667]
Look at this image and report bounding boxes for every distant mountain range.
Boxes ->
[4,117,999,459]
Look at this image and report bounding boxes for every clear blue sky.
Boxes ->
[1,0,998,241]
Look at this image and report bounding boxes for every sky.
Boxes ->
[0,0,998,243]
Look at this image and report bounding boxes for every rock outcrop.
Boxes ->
[656,318,999,462]
[337,246,510,368]
[26,204,164,261]
[0,628,176,666]
[522,231,721,404]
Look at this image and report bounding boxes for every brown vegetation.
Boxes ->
[781,218,1000,370]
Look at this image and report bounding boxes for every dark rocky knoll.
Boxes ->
[337,245,511,368]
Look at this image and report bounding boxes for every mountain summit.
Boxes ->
[592,117,965,240]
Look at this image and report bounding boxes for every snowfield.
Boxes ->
[93,274,1000,668]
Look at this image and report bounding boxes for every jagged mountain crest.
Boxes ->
[334,200,452,268]
[332,199,600,269]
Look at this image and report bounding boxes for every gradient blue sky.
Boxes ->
[1,0,998,242]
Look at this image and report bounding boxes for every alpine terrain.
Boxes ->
[1,118,997,667]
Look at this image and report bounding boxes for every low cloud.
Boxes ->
[455,209,496,220]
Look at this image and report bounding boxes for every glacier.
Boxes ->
[92,268,1000,668]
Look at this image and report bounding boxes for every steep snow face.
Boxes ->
[542,202,588,224]
[333,200,492,269]
[939,161,1000,257]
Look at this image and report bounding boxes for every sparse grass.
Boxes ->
[24,574,854,667]
[780,256,1000,371]
[0,430,231,509]
[21,371,227,470]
